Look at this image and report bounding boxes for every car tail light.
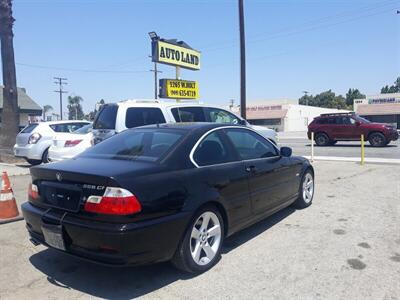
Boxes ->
[28,183,39,200]
[64,140,82,147]
[28,133,41,144]
[84,187,142,215]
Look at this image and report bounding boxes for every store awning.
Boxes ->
[357,104,400,115]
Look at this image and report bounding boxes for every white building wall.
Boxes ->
[284,105,349,132]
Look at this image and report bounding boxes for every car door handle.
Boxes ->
[245,165,256,173]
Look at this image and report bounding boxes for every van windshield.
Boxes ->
[93,105,118,129]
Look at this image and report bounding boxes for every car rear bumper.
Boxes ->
[22,202,191,266]
[13,144,42,160]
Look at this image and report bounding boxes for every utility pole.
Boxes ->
[303,91,309,106]
[54,77,67,120]
[0,0,19,149]
[229,99,235,111]
[238,0,247,119]
[149,55,162,99]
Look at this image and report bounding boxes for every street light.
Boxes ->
[148,31,159,41]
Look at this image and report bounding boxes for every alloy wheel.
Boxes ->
[190,211,222,266]
[302,173,314,203]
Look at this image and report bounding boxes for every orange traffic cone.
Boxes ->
[0,172,23,224]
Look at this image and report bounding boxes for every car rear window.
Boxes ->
[125,107,166,128]
[21,123,38,133]
[73,124,92,134]
[93,105,118,129]
[50,123,88,133]
[80,129,184,162]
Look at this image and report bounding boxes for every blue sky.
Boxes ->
[3,0,400,115]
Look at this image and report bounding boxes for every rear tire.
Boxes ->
[42,148,50,164]
[26,159,41,165]
[172,205,224,273]
[293,170,314,209]
[315,133,330,146]
[368,132,386,147]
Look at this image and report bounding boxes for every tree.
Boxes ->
[42,104,53,121]
[0,0,19,149]
[67,95,84,120]
[299,90,347,109]
[381,77,400,94]
[85,98,106,121]
[345,88,365,108]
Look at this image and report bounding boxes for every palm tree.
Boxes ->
[67,95,84,120]
[42,105,53,121]
[0,0,19,149]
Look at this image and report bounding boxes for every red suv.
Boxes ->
[308,113,399,147]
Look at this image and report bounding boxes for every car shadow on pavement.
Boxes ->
[28,206,295,299]
[305,144,397,148]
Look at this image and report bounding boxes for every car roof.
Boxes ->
[113,99,234,111]
[137,122,248,132]
[38,120,91,126]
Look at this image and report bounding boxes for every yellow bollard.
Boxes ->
[311,132,314,162]
[360,134,365,165]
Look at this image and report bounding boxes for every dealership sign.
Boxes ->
[159,79,199,99]
[152,40,201,70]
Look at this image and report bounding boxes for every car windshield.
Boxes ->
[80,128,185,162]
[354,116,371,123]
[73,124,92,134]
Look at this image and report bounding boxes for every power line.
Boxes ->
[16,62,149,74]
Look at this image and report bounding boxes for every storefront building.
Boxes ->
[354,93,400,129]
[237,99,349,132]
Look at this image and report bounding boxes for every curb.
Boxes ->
[304,156,400,165]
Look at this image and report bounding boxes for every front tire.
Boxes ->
[368,132,386,147]
[293,170,314,209]
[315,133,330,146]
[172,205,224,273]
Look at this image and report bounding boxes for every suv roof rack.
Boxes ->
[319,112,355,117]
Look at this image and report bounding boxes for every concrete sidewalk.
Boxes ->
[0,163,30,176]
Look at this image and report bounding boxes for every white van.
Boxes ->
[92,100,277,145]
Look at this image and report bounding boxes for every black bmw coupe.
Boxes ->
[22,123,314,273]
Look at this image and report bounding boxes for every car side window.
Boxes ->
[193,131,235,166]
[204,108,240,124]
[171,107,206,122]
[125,108,166,128]
[225,128,278,160]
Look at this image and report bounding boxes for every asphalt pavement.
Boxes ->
[0,161,399,299]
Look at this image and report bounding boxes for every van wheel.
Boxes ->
[315,133,330,146]
[172,205,224,273]
[368,133,386,147]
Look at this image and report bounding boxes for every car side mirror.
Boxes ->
[280,146,292,157]
[355,121,361,126]
[238,119,247,126]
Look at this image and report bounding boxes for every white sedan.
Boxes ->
[48,124,93,162]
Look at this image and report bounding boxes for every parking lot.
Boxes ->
[1,160,399,299]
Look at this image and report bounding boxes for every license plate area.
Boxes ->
[40,181,82,212]
[41,223,66,251]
